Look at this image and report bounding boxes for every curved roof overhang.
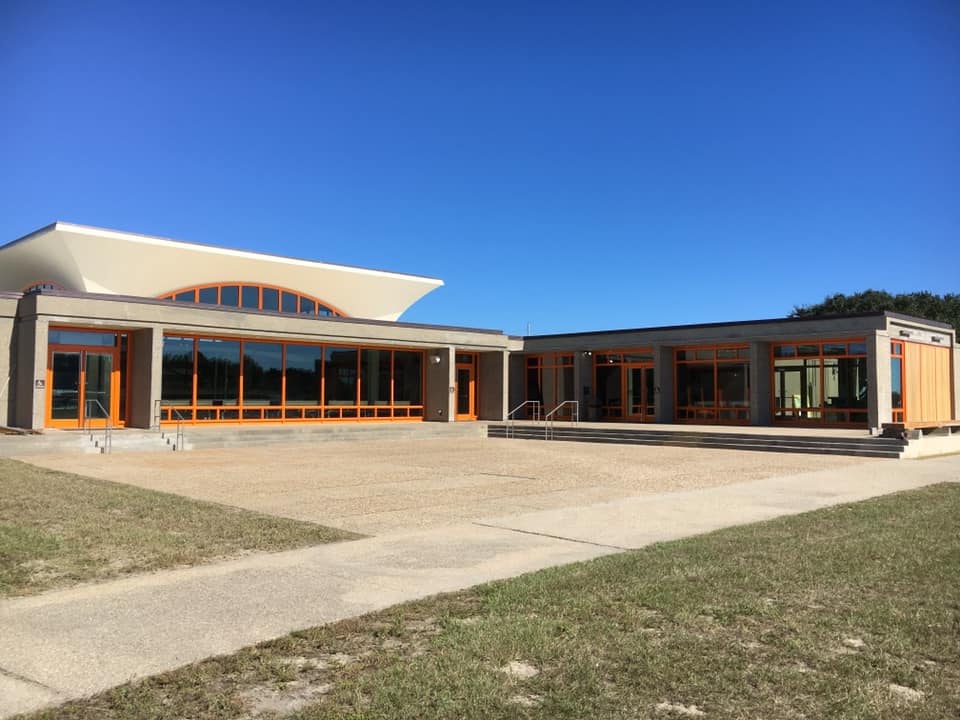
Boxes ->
[0,222,443,321]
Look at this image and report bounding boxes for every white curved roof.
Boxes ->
[0,222,443,321]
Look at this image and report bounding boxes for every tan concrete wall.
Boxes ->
[954,346,959,421]
[129,326,163,429]
[749,341,770,426]
[32,293,511,352]
[507,353,525,416]
[653,345,673,422]
[477,351,507,421]
[868,332,891,432]
[0,296,18,426]
[423,347,454,422]
[13,314,49,430]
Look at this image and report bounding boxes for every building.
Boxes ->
[1,222,957,434]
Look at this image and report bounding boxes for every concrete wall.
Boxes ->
[507,352,525,416]
[478,351,508,421]
[128,326,163,429]
[13,309,48,430]
[653,345,673,423]
[749,341,771,425]
[0,295,19,426]
[867,331,891,432]
[423,347,454,422]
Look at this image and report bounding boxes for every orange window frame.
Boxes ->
[454,351,478,420]
[673,344,751,424]
[525,352,576,418]
[769,338,869,427]
[159,333,426,424]
[592,349,655,421]
[890,340,905,424]
[45,326,131,429]
[158,282,346,318]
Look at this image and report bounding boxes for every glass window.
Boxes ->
[281,292,298,313]
[773,345,795,357]
[299,297,316,314]
[196,338,240,405]
[242,342,283,405]
[695,349,714,360]
[198,287,218,304]
[284,343,321,405]
[241,285,259,309]
[161,336,194,405]
[360,349,391,405]
[48,329,116,346]
[677,362,715,406]
[891,357,903,409]
[822,343,846,356]
[317,304,334,316]
[622,352,652,363]
[595,365,621,416]
[175,290,195,302]
[797,344,819,356]
[717,362,749,407]
[456,353,475,364]
[847,342,867,355]
[324,346,357,405]
[220,285,239,306]
[393,351,422,406]
[717,348,737,359]
[261,287,279,312]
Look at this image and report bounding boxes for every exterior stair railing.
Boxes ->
[505,400,541,438]
[544,400,580,440]
[155,399,186,451]
[83,398,112,454]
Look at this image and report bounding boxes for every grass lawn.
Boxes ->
[20,483,959,720]
[0,458,361,597]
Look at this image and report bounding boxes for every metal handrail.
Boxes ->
[544,400,580,440]
[505,400,541,438]
[170,407,186,451]
[83,398,112,454]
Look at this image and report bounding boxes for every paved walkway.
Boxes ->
[2,455,958,717]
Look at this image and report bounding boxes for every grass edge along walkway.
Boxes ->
[20,482,960,720]
[0,457,362,598]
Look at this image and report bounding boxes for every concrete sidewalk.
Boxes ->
[2,455,958,718]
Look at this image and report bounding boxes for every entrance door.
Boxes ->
[455,352,477,420]
[47,348,119,428]
[624,365,655,422]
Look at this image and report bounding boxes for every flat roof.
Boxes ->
[525,310,954,340]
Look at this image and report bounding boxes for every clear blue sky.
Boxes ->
[1,1,957,335]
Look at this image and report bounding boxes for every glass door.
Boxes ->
[83,352,113,425]
[47,347,120,428]
[455,352,477,420]
[624,364,655,422]
[50,352,81,422]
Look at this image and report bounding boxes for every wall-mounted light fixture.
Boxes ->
[582,351,592,357]
[898,330,912,337]
[430,353,442,365]
[931,335,942,343]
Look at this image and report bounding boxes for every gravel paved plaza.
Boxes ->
[18,438,870,534]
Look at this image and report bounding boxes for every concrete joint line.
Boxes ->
[0,665,64,696]
[471,522,629,552]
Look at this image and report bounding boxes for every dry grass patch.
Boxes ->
[0,458,361,596]
[19,483,960,719]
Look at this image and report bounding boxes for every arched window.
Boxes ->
[22,280,65,294]
[157,282,345,318]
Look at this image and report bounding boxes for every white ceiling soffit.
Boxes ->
[0,222,443,321]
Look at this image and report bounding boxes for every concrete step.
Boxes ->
[487,424,905,459]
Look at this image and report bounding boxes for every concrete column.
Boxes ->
[478,350,508,421]
[867,331,891,433]
[574,350,593,421]
[750,341,771,426]
[14,315,48,430]
[507,352,525,416]
[129,326,163,429]
[0,299,16,427]
[654,345,673,423]
[424,347,455,422]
